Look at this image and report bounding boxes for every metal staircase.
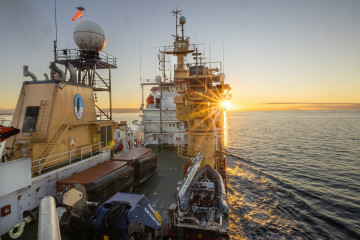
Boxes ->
[35,100,47,137]
[177,143,194,159]
[38,124,68,163]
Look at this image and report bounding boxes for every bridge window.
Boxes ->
[22,106,40,132]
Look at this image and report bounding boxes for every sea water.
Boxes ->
[1,111,359,239]
[226,111,360,239]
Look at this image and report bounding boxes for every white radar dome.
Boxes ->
[179,16,186,24]
[155,75,162,83]
[73,20,107,51]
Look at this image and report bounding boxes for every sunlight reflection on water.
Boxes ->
[226,111,360,239]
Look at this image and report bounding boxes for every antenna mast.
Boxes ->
[223,34,225,72]
[140,41,142,82]
[55,0,58,42]
[171,8,182,39]
[54,0,58,61]
[76,6,85,22]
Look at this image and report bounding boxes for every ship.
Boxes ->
[0,8,231,240]
[139,77,187,147]
[137,9,231,239]
[0,9,149,238]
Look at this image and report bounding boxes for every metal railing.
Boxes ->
[31,143,102,176]
[177,143,196,159]
[0,118,11,127]
[160,43,196,54]
[56,49,117,67]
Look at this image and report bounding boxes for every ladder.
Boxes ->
[38,124,68,163]
[35,100,47,137]
[178,152,203,199]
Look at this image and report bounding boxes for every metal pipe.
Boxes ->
[49,62,65,81]
[109,65,112,120]
[23,65,38,81]
[160,81,163,133]
[38,196,61,240]
[66,63,77,82]
[141,85,144,109]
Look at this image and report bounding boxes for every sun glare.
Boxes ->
[221,100,231,109]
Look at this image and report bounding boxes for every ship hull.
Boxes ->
[0,151,111,236]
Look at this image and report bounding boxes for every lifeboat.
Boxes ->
[0,118,20,143]
[146,94,154,105]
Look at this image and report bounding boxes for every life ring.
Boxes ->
[9,221,25,239]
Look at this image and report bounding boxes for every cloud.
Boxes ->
[0,0,52,52]
[265,102,360,110]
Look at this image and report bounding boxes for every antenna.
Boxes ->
[140,41,144,109]
[53,0,58,61]
[222,34,225,72]
[171,8,182,39]
[154,47,156,77]
[140,41,142,84]
[76,6,85,22]
[209,43,211,68]
[54,0,58,43]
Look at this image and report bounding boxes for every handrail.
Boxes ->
[177,143,197,159]
[55,49,117,67]
[95,106,110,120]
[0,118,11,127]
[32,142,102,176]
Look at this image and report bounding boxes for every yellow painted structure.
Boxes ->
[164,12,231,169]
[4,80,116,172]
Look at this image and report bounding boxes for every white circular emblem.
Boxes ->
[74,94,83,120]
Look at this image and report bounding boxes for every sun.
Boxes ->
[221,100,231,109]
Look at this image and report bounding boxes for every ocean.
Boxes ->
[1,111,359,239]
[226,111,360,239]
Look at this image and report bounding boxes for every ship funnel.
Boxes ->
[66,63,77,82]
[23,65,37,81]
[49,62,65,81]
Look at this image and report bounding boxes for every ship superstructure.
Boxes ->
[140,11,230,155]
[0,8,231,239]
[140,78,187,146]
[2,19,117,170]
[162,10,230,171]
[0,13,120,236]
[157,10,231,238]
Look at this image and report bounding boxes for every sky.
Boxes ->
[0,0,359,111]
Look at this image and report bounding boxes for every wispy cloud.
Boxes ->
[265,103,360,110]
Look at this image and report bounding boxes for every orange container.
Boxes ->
[56,161,127,193]
[111,148,152,163]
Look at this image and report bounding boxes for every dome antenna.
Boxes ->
[179,16,186,40]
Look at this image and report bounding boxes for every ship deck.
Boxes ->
[133,147,187,223]
[2,147,186,240]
